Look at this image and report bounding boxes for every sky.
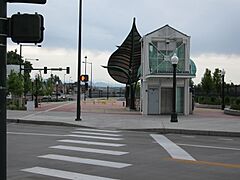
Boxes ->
[6,0,240,85]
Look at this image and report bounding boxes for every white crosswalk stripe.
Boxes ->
[76,128,121,133]
[66,134,123,140]
[71,131,122,137]
[49,145,129,155]
[39,154,132,168]
[21,128,130,179]
[22,167,119,180]
[58,139,126,147]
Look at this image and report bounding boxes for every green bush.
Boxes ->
[196,96,221,105]
[231,104,240,110]
[7,104,17,110]
[230,97,240,110]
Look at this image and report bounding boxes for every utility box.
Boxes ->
[26,101,35,111]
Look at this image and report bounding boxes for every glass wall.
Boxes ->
[149,40,186,74]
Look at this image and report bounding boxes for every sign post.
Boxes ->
[0,1,46,179]
[0,1,7,179]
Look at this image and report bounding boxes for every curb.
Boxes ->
[7,119,89,128]
[126,128,240,137]
[7,118,240,137]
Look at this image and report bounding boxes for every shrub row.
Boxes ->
[195,96,240,110]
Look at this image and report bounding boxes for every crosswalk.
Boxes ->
[21,128,131,180]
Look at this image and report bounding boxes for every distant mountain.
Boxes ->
[93,81,125,87]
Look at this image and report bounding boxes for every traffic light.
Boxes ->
[10,13,44,43]
[66,67,70,74]
[80,75,89,82]
[44,67,47,74]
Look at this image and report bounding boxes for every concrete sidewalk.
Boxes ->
[7,106,240,137]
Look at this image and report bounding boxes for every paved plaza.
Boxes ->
[7,98,240,136]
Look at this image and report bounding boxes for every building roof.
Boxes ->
[145,24,190,38]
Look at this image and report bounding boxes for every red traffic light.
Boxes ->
[80,75,89,82]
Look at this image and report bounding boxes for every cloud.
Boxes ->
[192,53,240,85]
[7,44,123,85]
[6,0,240,84]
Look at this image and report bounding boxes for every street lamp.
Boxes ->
[82,60,93,98]
[56,81,59,101]
[170,53,179,123]
[23,58,39,103]
[221,69,226,110]
[83,56,87,101]
[19,44,41,74]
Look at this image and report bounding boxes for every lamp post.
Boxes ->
[170,53,179,123]
[82,61,92,98]
[19,44,41,74]
[64,74,66,99]
[23,58,39,103]
[83,56,87,101]
[221,69,225,110]
[56,81,59,101]
[35,75,39,108]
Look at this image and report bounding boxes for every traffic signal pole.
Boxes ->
[0,1,7,179]
[76,0,82,121]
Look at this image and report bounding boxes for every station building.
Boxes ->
[140,25,196,115]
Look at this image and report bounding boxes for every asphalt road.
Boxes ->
[7,123,240,180]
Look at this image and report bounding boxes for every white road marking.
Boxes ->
[39,154,131,168]
[71,131,122,137]
[218,138,233,141]
[181,135,195,138]
[150,134,196,161]
[7,132,64,137]
[49,145,129,155]
[22,167,118,180]
[20,102,75,119]
[177,143,240,151]
[58,139,126,147]
[67,134,123,141]
[44,102,75,112]
[76,128,121,133]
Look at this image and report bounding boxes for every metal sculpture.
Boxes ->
[103,18,141,109]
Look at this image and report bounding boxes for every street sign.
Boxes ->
[7,0,47,4]
[10,13,44,43]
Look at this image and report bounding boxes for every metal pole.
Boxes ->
[90,62,92,98]
[0,1,7,179]
[19,44,22,74]
[84,56,87,75]
[107,86,109,100]
[76,0,82,121]
[35,76,38,108]
[171,64,178,122]
[222,75,225,110]
[32,81,34,101]
[84,56,87,101]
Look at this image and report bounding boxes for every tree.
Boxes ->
[7,50,33,97]
[7,70,24,108]
[44,76,55,96]
[201,68,214,95]
[7,50,22,65]
[212,68,221,95]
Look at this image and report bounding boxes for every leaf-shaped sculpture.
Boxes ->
[105,18,141,84]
